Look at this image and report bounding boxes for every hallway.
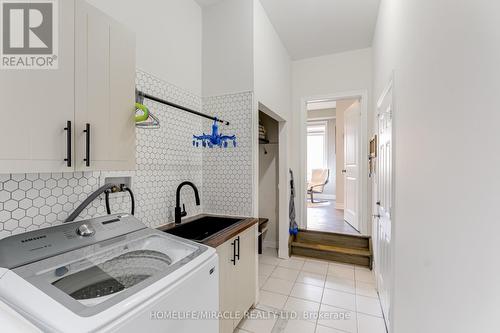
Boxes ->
[307,200,359,235]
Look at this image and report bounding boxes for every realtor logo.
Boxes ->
[1,0,58,69]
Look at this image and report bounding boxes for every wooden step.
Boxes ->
[295,229,370,250]
[291,230,373,269]
[291,241,372,268]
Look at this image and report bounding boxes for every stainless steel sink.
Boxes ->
[163,215,242,243]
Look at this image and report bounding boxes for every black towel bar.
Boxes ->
[136,90,230,126]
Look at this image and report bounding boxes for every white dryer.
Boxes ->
[0,214,219,333]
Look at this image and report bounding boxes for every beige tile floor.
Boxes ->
[236,248,387,333]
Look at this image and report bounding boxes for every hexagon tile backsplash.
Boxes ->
[0,70,255,239]
[202,92,254,217]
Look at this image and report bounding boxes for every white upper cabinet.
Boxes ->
[0,0,136,174]
[0,0,76,174]
[75,1,136,171]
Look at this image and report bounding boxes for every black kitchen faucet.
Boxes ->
[175,182,200,224]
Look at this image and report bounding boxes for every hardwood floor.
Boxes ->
[307,199,360,235]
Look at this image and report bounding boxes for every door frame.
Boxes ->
[374,75,396,331]
[298,90,369,235]
[254,102,289,260]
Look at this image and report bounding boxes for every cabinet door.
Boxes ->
[216,238,236,333]
[0,0,75,174]
[233,225,258,329]
[75,0,136,171]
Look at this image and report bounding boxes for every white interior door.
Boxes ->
[344,101,361,231]
[376,83,394,329]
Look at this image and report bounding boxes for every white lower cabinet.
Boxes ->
[217,224,258,333]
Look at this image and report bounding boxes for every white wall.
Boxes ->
[373,1,500,332]
[87,0,202,95]
[291,48,372,229]
[202,0,254,97]
[254,0,292,121]
[253,0,292,258]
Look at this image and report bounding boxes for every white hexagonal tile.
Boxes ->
[63,203,73,212]
[4,219,18,231]
[33,179,45,190]
[12,208,25,220]
[26,207,39,218]
[0,211,11,222]
[39,206,50,215]
[68,194,79,203]
[18,180,32,191]
[46,213,57,223]
[11,189,25,201]
[52,204,63,214]
[33,197,45,208]
[39,188,51,198]
[19,217,32,228]
[46,179,57,189]
[57,178,68,188]
[19,198,32,210]
[33,215,45,226]
[51,187,63,196]
[0,191,10,202]
[57,196,68,205]
[4,200,18,212]
[3,180,18,192]
[46,196,57,206]
[26,188,39,199]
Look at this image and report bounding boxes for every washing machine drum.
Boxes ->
[53,250,173,302]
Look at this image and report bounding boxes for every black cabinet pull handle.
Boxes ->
[236,236,240,261]
[83,123,90,167]
[231,239,237,266]
[64,121,72,167]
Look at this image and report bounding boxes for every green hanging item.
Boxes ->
[135,103,149,123]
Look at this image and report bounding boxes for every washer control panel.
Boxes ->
[0,214,146,269]
[77,224,95,237]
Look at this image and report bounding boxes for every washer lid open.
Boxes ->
[12,229,207,317]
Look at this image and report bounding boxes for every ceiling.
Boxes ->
[194,0,222,7]
[260,0,380,60]
[195,0,380,60]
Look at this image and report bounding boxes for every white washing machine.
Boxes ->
[0,214,219,333]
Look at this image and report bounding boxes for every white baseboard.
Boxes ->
[314,194,336,200]
[335,202,344,210]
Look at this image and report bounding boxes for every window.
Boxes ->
[307,121,328,181]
